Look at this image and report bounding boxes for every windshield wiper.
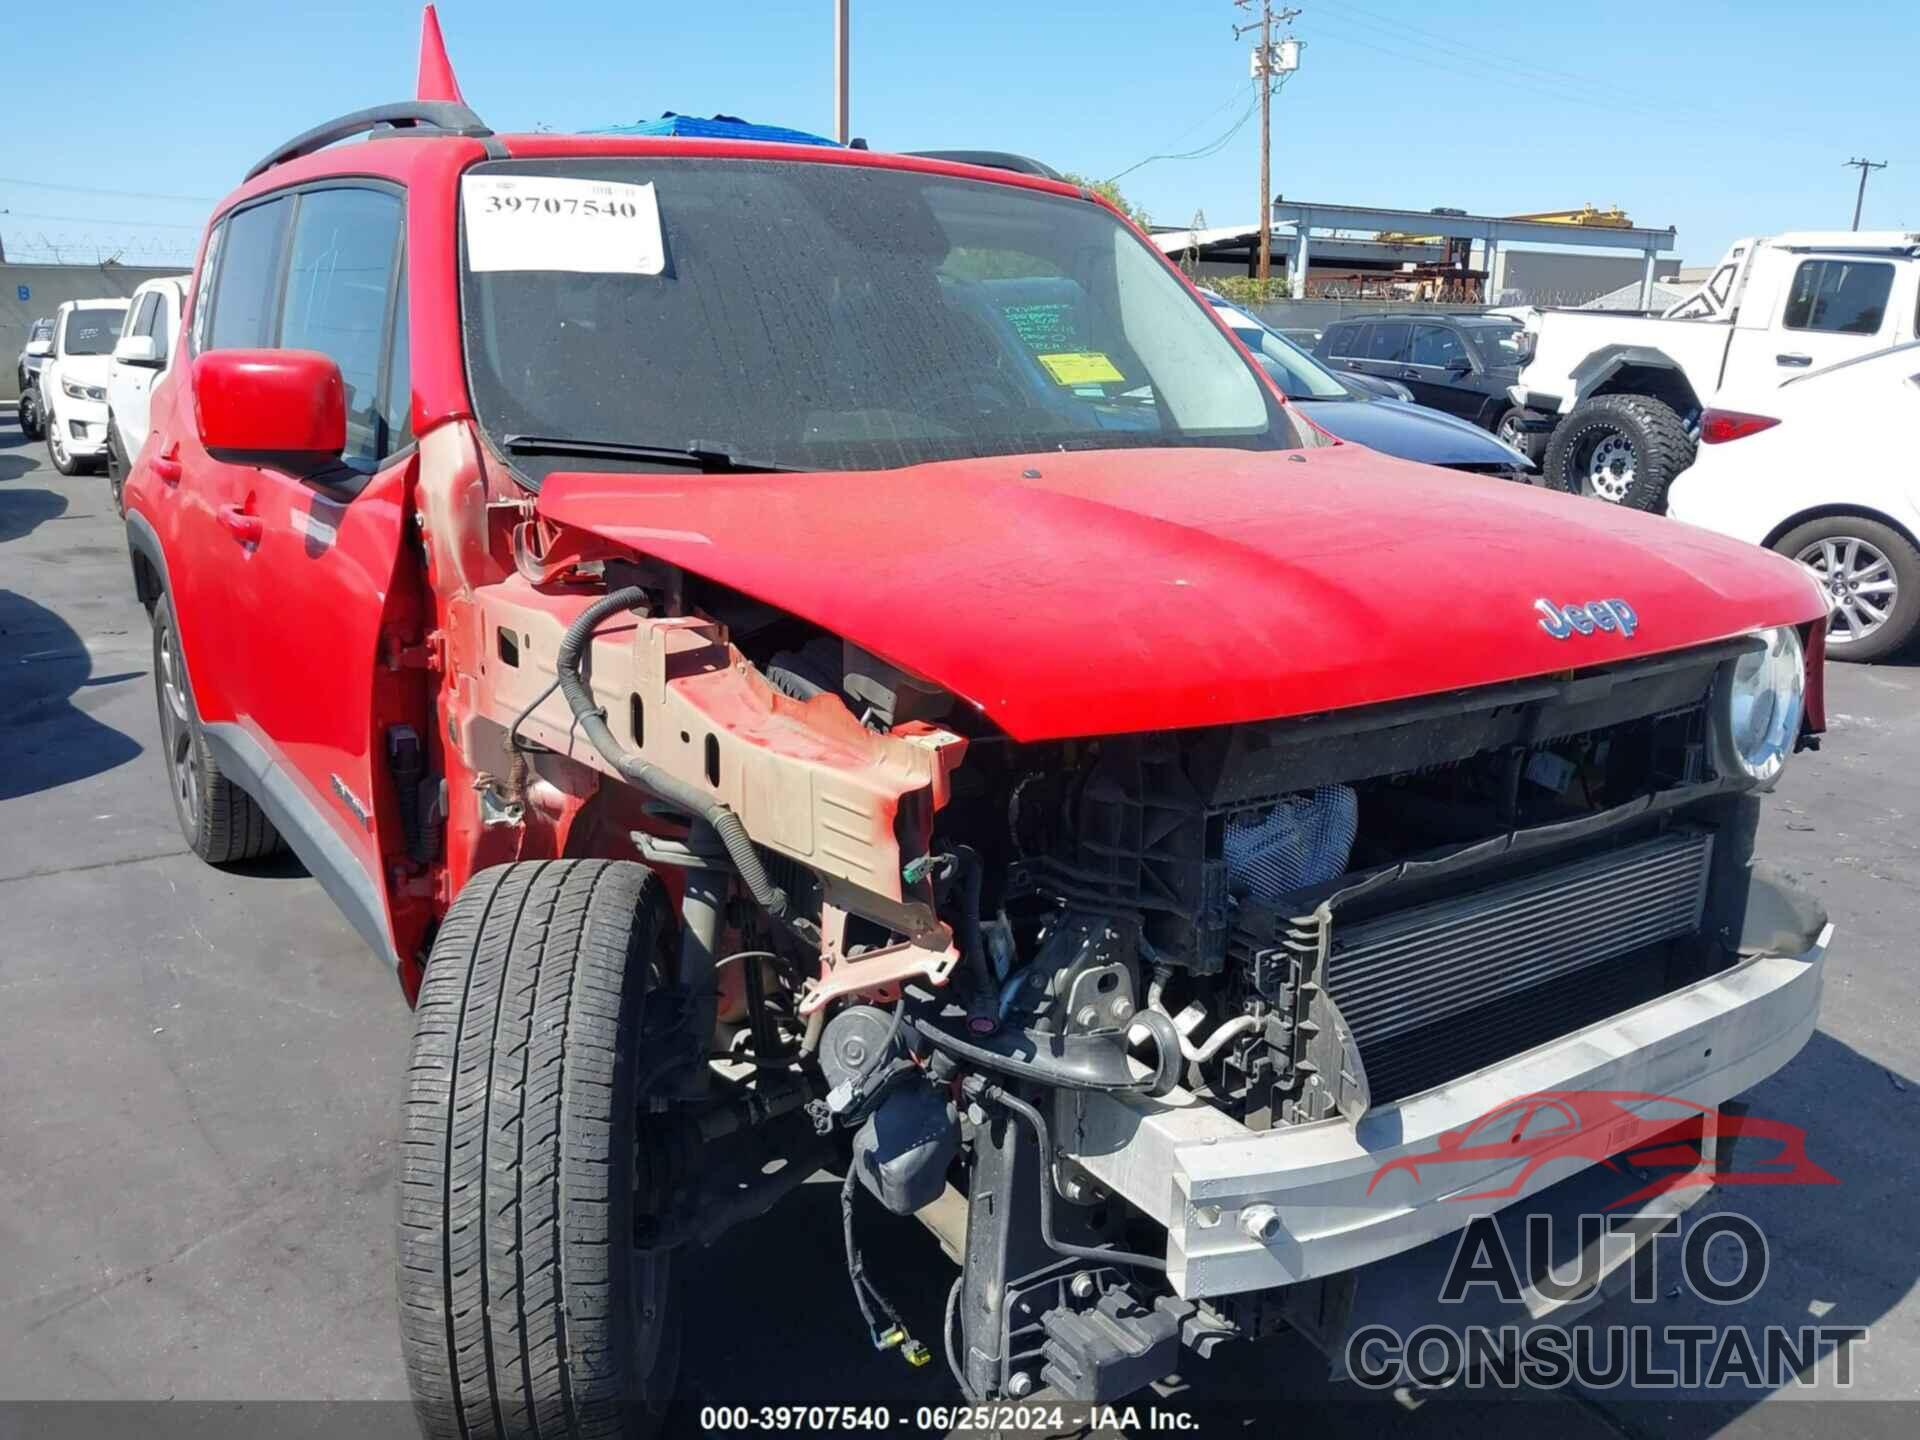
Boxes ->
[501,434,806,474]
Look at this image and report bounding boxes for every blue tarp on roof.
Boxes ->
[585,112,840,147]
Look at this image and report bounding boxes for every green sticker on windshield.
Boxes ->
[1038,352,1125,386]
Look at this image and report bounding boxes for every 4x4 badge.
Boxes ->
[1536,597,1638,638]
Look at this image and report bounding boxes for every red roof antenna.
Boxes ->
[417,5,466,105]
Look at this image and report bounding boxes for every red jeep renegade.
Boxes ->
[124,9,1835,1435]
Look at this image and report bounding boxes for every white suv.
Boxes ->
[41,297,131,475]
[106,277,187,510]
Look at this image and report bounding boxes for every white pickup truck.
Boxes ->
[1513,230,1920,509]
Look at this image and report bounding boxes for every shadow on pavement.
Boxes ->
[0,485,67,539]
[0,587,144,801]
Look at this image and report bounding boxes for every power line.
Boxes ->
[1107,91,1260,184]
[0,174,216,204]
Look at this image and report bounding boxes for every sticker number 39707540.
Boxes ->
[462,174,666,276]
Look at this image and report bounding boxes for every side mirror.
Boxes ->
[114,334,162,368]
[25,339,53,359]
[1445,355,1474,375]
[193,349,345,480]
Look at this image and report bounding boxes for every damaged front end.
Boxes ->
[409,422,1831,1409]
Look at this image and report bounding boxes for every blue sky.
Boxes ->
[4,0,1912,271]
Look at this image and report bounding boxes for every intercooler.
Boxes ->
[1242,828,1718,1117]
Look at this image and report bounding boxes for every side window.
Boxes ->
[210,198,293,350]
[1327,323,1362,358]
[280,187,406,466]
[190,223,226,354]
[1366,321,1411,362]
[149,296,172,365]
[1409,324,1467,368]
[122,294,155,341]
[1783,260,1893,335]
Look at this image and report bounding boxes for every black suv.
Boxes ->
[1314,313,1536,454]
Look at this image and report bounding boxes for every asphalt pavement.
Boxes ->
[2,406,1914,1439]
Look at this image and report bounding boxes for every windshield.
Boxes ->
[460,158,1293,479]
[62,308,125,356]
[1467,321,1530,368]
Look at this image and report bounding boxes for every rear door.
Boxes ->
[1724,255,1902,394]
[1318,321,1370,376]
[223,182,420,962]
[1352,320,1412,387]
[157,195,295,737]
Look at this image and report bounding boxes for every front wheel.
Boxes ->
[1541,394,1694,512]
[399,859,684,1440]
[46,404,85,476]
[1776,515,1920,663]
[106,412,127,516]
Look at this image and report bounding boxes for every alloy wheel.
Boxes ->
[1583,432,1636,503]
[156,612,201,829]
[1797,535,1898,647]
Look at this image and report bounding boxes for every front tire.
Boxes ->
[399,860,684,1440]
[106,412,128,515]
[1542,394,1694,512]
[46,404,85,476]
[1777,515,1920,663]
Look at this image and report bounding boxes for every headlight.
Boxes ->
[1722,626,1805,786]
[61,377,105,402]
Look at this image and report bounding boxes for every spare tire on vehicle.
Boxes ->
[1542,393,1694,513]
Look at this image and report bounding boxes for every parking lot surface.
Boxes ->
[2,408,1915,1437]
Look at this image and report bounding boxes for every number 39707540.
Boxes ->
[483,193,640,219]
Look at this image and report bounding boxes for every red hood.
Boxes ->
[535,446,1825,742]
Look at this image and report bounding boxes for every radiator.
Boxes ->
[1328,829,1715,1103]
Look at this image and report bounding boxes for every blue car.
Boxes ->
[1202,292,1535,480]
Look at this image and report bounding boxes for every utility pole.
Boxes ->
[833,1,851,145]
[1233,3,1301,285]
[1843,157,1887,231]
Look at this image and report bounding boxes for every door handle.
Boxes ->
[1400,368,1419,380]
[152,445,182,485]
[1776,353,1812,367]
[217,503,263,544]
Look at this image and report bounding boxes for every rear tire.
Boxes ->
[399,859,684,1440]
[18,386,44,440]
[1542,394,1694,512]
[150,594,283,863]
[1494,406,1542,463]
[1776,515,1920,663]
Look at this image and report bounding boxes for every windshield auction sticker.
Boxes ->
[462,174,665,275]
[1036,351,1125,386]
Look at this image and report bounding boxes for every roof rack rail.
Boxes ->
[245,100,495,182]
[906,149,1065,182]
